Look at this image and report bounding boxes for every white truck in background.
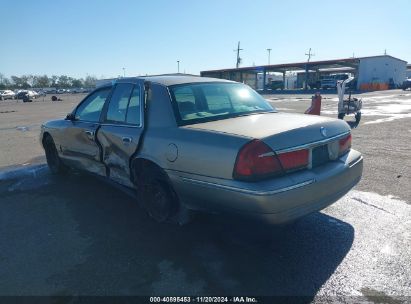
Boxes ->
[321,74,350,89]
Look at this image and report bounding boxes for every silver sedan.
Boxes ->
[40,76,363,224]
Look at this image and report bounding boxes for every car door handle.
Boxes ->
[84,130,95,139]
[122,137,132,144]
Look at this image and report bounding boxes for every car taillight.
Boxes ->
[339,134,352,156]
[233,140,309,181]
[277,149,309,171]
[233,140,282,180]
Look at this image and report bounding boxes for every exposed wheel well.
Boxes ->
[130,158,168,184]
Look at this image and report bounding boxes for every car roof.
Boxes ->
[114,74,234,87]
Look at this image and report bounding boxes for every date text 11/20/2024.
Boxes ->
[150,296,258,303]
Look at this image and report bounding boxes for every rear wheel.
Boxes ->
[355,112,361,124]
[136,165,178,223]
[43,135,67,174]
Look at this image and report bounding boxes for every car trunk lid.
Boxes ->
[184,112,350,152]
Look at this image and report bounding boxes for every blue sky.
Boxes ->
[1,0,410,78]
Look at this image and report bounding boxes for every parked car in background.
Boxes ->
[266,80,284,90]
[402,79,411,91]
[35,90,47,97]
[15,90,38,100]
[0,90,16,100]
[40,75,363,225]
[45,88,57,94]
[80,88,92,93]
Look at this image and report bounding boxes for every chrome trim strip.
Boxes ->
[180,177,315,196]
[349,156,363,168]
[100,123,142,128]
[276,131,350,154]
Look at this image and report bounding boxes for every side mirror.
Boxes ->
[65,113,76,121]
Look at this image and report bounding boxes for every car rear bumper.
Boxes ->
[168,149,363,224]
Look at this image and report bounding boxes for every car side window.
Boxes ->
[75,88,111,122]
[106,83,134,123]
[125,86,141,125]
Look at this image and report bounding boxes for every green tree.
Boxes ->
[58,75,70,88]
[11,76,23,88]
[19,75,30,88]
[34,75,50,88]
[84,75,97,88]
[71,78,83,88]
[26,74,35,87]
[50,75,59,88]
[0,73,9,89]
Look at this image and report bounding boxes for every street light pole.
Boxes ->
[122,67,125,77]
[267,48,272,65]
[177,60,180,73]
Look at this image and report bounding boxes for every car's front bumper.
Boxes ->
[167,149,363,224]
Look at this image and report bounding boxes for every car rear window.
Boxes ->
[170,83,275,125]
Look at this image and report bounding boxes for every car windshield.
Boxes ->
[170,82,275,125]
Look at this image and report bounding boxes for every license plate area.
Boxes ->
[311,145,330,168]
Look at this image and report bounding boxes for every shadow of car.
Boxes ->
[0,169,354,297]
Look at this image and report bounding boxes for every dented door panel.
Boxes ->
[97,125,142,186]
[60,120,106,176]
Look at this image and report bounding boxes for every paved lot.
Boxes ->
[0,90,410,300]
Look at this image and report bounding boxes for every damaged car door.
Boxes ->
[97,82,144,187]
[61,86,111,176]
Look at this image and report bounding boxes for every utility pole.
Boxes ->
[177,60,180,73]
[384,49,387,55]
[305,48,315,62]
[122,67,125,77]
[304,48,315,90]
[267,48,272,65]
[234,41,243,68]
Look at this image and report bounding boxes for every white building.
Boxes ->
[356,55,407,90]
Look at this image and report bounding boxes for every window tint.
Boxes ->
[126,86,141,125]
[106,83,134,123]
[171,83,275,124]
[75,88,110,122]
[174,86,197,115]
[203,86,232,112]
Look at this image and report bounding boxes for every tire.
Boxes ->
[355,112,361,124]
[43,135,67,174]
[338,113,345,120]
[136,166,178,223]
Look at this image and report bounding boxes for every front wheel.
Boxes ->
[43,135,67,174]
